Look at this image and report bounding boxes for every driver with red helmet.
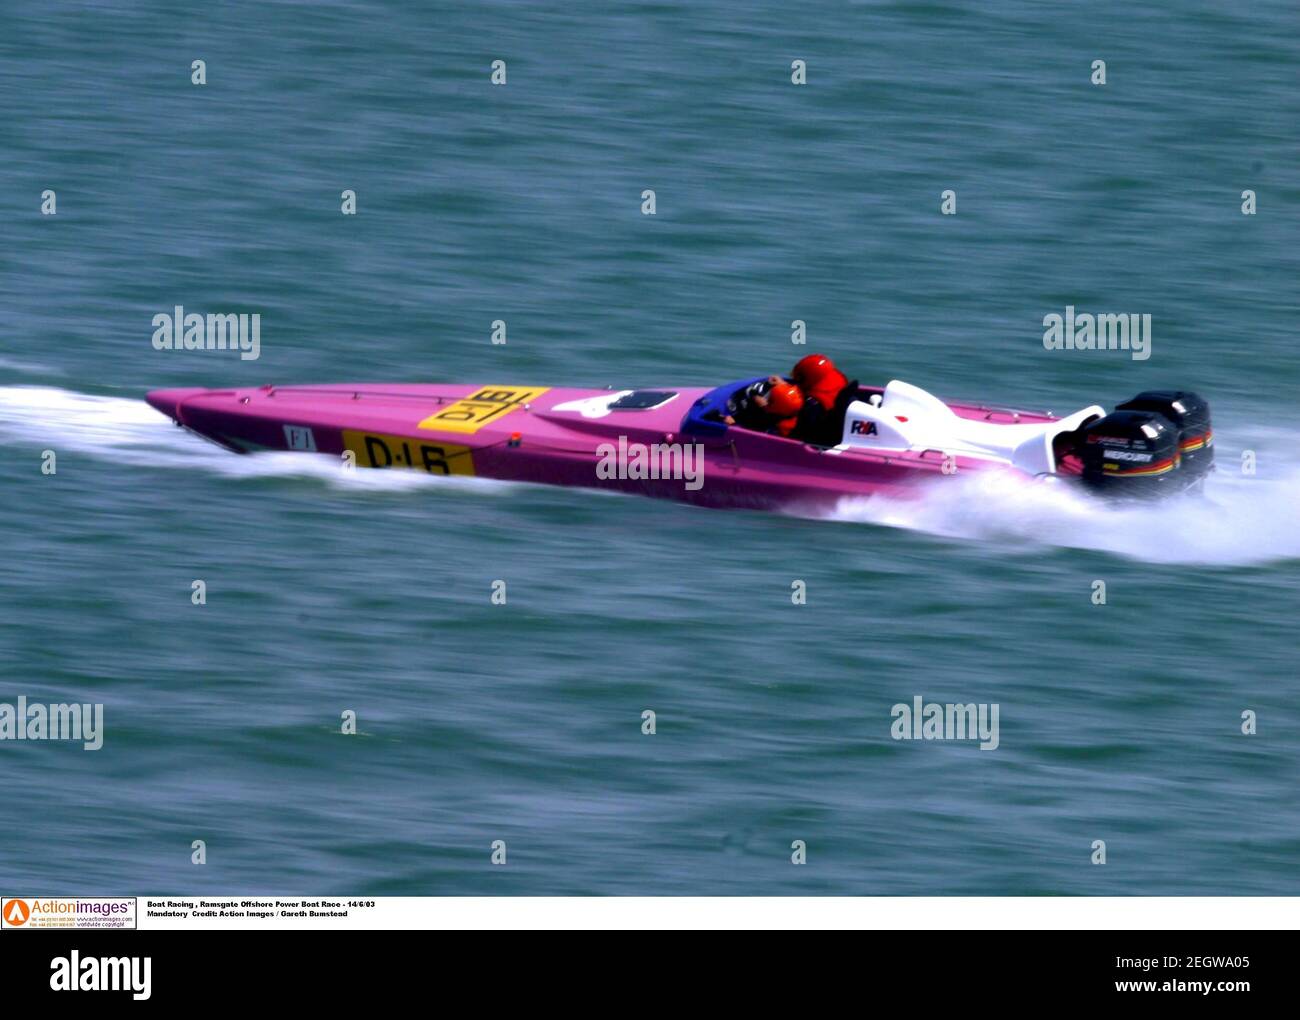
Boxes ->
[724,356,855,442]
[791,353,850,410]
[724,376,806,436]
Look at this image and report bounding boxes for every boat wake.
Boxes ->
[0,386,513,494]
[826,436,1300,566]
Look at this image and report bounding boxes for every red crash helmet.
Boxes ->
[765,381,805,417]
[792,353,848,408]
[792,353,838,387]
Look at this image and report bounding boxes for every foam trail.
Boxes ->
[825,436,1300,566]
[0,386,516,494]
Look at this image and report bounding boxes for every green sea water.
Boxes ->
[1,0,1298,895]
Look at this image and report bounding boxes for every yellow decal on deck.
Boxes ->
[418,386,549,434]
[342,430,475,475]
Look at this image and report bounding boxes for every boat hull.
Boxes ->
[145,381,1003,511]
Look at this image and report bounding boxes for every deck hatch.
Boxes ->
[608,390,677,410]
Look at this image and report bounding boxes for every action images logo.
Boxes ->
[2,896,136,929]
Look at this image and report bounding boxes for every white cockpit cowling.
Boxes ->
[840,380,1104,476]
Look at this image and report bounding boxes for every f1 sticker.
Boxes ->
[342,430,475,475]
[418,386,548,434]
[284,424,317,451]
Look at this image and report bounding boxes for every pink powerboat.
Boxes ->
[145,375,1213,509]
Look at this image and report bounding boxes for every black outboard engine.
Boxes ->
[1077,391,1213,497]
[1115,390,1213,483]
[1078,410,1183,496]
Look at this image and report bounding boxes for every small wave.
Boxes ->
[0,356,64,376]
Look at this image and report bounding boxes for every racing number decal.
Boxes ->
[342,430,475,475]
[417,386,549,434]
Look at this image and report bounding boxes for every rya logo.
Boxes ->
[50,952,151,1000]
[850,420,878,436]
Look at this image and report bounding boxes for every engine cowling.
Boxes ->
[1115,390,1213,482]
[1079,410,1183,495]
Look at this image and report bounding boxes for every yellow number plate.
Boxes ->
[417,385,549,434]
[342,430,475,475]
